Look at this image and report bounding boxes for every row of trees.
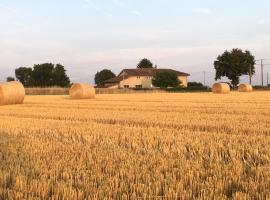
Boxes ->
[7,50,256,89]
[13,63,70,87]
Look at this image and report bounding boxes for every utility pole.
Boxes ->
[203,71,206,86]
[122,70,125,89]
[256,59,267,87]
[267,73,269,86]
[261,59,264,86]
[248,63,252,85]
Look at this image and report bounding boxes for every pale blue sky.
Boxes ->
[0,0,270,84]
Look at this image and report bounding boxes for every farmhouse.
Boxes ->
[101,68,190,89]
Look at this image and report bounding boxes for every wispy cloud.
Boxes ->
[191,8,212,15]
[257,18,268,25]
[83,0,113,18]
[131,10,143,17]
[0,4,17,14]
[112,0,124,7]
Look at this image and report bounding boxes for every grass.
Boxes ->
[0,92,270,199]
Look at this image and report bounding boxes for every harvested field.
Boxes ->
[0,92,270,199]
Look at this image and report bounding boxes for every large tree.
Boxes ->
[52,64,70,87]
[15,67,33,87]
[137,58,153,68]
[31,63,54,87]
[214,49,255,88]
[95,69,116,86]
[152,71,180,88]
[15,63,70,87]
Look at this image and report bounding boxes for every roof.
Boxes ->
[102,76,126,84]
[101,68,190,85]
[119,68,190,77]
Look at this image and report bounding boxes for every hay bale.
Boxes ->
[238,84,253,92]
[69,83,95,99]
[212,83,230,94]
[0,81,25,105]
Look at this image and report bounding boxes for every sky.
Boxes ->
[0,0,270,85]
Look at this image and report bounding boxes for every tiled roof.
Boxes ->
[119,68,190,77]
[102,76,126,84]
[102,68,189,84]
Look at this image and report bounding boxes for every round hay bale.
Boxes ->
[238,84,253,92]
[69,83,95,99]
[0,81,25,105]
[212,83,230,94]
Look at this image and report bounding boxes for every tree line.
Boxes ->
[10,63,70,87]
[7,48,257,89]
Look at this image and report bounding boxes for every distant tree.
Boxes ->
[6,77,15,82]
[137,58,153,68]
[214,49,255,88]
[52,64,70,87]
[15,67,33,87]
[95,69,116,86]
[152,71,180,88]
[15,63,70,87]
[31,63,54,87]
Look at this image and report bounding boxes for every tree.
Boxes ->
[152,71,180,88]
[214,49,255,88]
[15,63,70,87]
[31,63,54,87]
[137,58,153,68]
[52,64,70,87]
[95,69,116,86]
[6,77,15,82]
[15,67,33,87]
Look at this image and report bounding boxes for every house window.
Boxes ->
[124,85,129,88]
[135,85,142,89]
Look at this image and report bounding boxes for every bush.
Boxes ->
[152,71,180,88]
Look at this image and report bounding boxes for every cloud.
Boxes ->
[131,10,143,17]
[112,0,124,7]
[82,0,113,18]
[257,18,268,25]
[191,8,212,15]
[0,4,17,14]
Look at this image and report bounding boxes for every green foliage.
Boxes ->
[31,63,54,87]
[214,49,255,88]
[137,58,153,68]
[15,63,70,87]
[152,71,180,88]
[15,67,33,87]
[52,64,70,87]
[6,77,15,82]
[95,69,116,86]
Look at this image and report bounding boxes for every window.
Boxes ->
[124,85,129,88]
[135,85,143,89]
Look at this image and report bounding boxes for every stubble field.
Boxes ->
[0,92,270,199]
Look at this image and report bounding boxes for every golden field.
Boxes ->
[0,92,270,200]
